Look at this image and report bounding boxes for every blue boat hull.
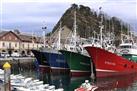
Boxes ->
[31,50,69,72]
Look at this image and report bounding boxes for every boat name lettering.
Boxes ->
[56,59,66,63]
[105,61,116,66]
[43,60,48,63]
[80,62,90,66]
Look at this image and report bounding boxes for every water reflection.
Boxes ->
[10,61,137,91]
[38,70,91,91]
[38,71,70,88]
[96,73,137,91]
[37,71,137,91]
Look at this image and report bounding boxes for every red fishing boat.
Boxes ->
[85,44,137,78]
[85,7,137,78]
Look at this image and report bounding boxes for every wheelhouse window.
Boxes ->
[120,45,131,48]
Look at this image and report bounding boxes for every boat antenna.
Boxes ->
[99,7,104,48]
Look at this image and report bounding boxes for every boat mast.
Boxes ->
[73,11,77,48]
[99,7,104,48]
[128,25,134,43]
[120,22,123,43]
[31,30,34,49]
[130,31,134,44]
[42,26,47,48]
[58,22,62,50]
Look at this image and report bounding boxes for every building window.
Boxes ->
[37,44,38,48]
[14,50,17,52]
[15,43,17,47]
[28,44,29,49]
[22,44,24,48]
[2,42,5,47]
[2,50,5,52]
[9,43,11,48]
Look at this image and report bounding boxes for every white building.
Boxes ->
[0,30,43,56]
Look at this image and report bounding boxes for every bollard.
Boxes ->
[3,62,11,91]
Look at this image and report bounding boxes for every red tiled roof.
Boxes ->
[0,31,8,37]
[0,31,43,43]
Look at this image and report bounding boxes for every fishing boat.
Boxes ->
[59,49,91,77]
[31,49,69,72]
[59,11,92,77]
[10,73,64,91]
[85,42,137,77]
[85,8,137,78]
[31,22,69,72]
[31,49,50,71]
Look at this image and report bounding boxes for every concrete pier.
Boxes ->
[0,57,35,67]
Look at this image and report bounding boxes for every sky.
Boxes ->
[0,0,137,36]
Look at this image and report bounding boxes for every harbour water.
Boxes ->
[3,59,137,91]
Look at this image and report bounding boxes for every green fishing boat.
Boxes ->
[59,50,91,76]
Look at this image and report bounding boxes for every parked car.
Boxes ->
[11,52,20,57]
[0,52,10,58]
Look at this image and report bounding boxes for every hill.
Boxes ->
[50,4,132,46]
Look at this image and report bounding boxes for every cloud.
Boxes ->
[3,16,59,24]
[3,0,107,3]
[1,0,137,33]
[136,0,137,20]
[1,2,69,32]
[2,21,53,35]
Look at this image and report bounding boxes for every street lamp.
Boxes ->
[42,26,47,48]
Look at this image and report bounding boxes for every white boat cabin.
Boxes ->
[118,42,137,62]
